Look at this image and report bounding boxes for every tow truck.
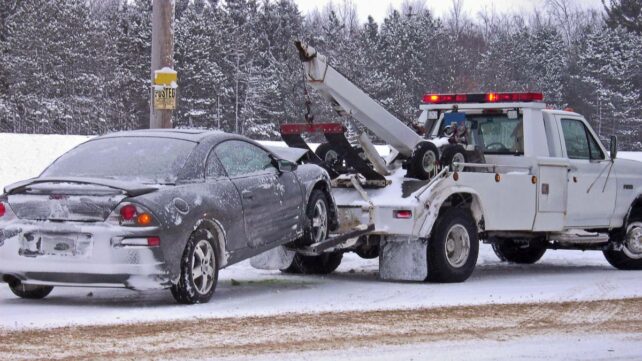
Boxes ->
[252,41,642,282]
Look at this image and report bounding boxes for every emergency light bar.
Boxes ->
[422,92,544,104]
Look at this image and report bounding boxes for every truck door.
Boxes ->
[558,117,616,228]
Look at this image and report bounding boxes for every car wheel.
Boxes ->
[171,228,219,304]
[492,239,547,264]
[603,219,642,270]
[409,142,440,180]
[427,208,479,283]
[8,281,53,300]
[281,190,342,274]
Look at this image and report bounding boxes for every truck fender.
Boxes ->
[416,186,486,239]
[624,195,642,227]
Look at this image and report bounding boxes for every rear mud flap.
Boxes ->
[250,246,296,270]
[379,237,428,281]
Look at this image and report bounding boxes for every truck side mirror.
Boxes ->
[610,135,618,160]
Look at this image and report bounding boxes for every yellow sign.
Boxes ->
[154,87,176,110]
[154,67,177,86]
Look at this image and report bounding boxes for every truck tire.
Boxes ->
[427,208,479,283]
[409,142,440,180]
[171,228,219,304]
[8,281,53,300]
[440,145,467,170]
[281,190,343,274]
[492,240,547,264]
[603,220,642,270]
[315,143,343,167]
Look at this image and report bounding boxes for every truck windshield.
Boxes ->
[41,137,196,184]
[472,114,524,155]
[439,112,524,155]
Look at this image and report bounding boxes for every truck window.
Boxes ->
[561,119,605,160]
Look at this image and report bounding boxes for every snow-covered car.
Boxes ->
[0,129,337,304]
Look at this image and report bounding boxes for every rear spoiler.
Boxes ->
[4,177,159,197]
[264,145,309,163]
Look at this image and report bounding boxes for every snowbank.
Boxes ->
[0,133,91,190]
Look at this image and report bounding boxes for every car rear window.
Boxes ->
[42,137,196,184]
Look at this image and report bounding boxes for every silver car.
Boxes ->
[0,129,337,304]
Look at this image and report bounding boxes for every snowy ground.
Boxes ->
[2,246,641,331]
[1,133,641,360]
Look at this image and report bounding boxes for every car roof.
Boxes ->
[96,129,241,143]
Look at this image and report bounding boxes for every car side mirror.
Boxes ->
[276,159,297,172]
[610,135,618,160]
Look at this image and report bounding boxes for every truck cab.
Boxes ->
[411,92,642,280]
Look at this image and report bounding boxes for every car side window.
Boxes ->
[205,150,226,178]
[214,140,276,177]
[561,119,604,160]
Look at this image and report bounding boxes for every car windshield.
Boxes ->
[41,137,196,184]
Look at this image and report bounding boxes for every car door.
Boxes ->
[214,140,298,248]
[558,117,616,227]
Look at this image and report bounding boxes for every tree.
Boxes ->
[602,0,642,33]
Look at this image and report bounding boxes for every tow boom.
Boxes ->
[295,41,423,157]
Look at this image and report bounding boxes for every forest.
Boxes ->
[0,0,640,150]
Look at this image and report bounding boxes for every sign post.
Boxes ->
[150,0,175,129]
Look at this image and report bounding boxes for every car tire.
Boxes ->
[427,208,479,283]
[603,219,642,270]
[8,281,53,300]
[409,142,440,180]
[492,239,547,264]
[281,190,342,274]
[440,145,467,170]
[171,228,219,305]
[285,252,344,275]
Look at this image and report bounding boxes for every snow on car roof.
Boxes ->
[98,129,229,142]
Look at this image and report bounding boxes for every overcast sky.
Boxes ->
[293,0,604,22]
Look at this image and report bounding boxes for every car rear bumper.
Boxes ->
[0,220,171,290]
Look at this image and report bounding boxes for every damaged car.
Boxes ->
[0,129,337,304]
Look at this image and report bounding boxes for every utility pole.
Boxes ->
[235,51,240,134]
[150,0,175,129]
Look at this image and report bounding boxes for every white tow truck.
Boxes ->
[253,42,642,282]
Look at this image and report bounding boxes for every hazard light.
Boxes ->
[423,92,544,104]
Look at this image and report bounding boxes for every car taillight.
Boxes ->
[120,204,137,221]
[115,203,155,226]
[0,203,6,218]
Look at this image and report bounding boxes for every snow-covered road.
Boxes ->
[2,245,642,331]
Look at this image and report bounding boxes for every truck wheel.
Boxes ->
[440,145,467,170]
[427,208,479,283]
[409,142,440,180]
[603,220,642,270]
[492,240,547,264]
[315,143,343,167]
[170,228,219,304]
[8,281,53,300]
